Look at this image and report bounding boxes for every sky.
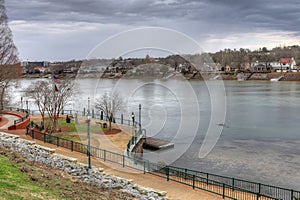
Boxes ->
[5,0,300,61]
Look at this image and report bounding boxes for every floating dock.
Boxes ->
[143,137,174,151]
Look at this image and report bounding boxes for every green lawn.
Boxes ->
[57,119,105,133]
[0,149,133,199]
[0,152,67,199]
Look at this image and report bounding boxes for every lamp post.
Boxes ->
[86,97,91,169]
[138,104,141,131]
[21,97,23,110]
[26,100,28,112]
[131,112,135,143]
[131,112,135,126]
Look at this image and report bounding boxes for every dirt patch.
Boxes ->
[101,128,122,135]
[59,125,71,132]
[0,148,136,200]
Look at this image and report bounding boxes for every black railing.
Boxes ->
[25,128,299,200]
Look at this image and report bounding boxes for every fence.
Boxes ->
[29,109,141,128]
[26,127,300,200]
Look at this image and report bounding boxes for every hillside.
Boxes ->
[0,148,134,200]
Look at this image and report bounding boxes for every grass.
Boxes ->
[56,119,105,133]
[0,152,60,199]
[0,149,133,200]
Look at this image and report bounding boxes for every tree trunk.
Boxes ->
[109,120,112,131]
[0,89,4,111]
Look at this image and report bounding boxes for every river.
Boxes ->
[12,78,300,189]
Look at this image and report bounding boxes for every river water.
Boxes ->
[13,79,300,189]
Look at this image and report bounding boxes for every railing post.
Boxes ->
[291,189,294,200]
[71,141,74,151]
[193,175,195,189]
[121,114,123,124]
[232,178,235,191]
[143,161,146,174]
[185,168,187,180]
[83,108,85,116]
[166,167,170,181]
[31,129,34,139]
[206,173,209,185]
[43,134,46,143]
[122,155,125,167]
[57,137,59,147]
[258,183,261,195]
[104,150,106,161]
[222,183,225,198]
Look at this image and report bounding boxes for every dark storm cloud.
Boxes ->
[5,0,300,60]
[6,0,300,33]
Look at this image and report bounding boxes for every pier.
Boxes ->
[143,137,174,151]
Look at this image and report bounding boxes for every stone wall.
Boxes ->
[0,132,167,200]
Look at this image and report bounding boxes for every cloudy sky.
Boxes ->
[5,0,300,61]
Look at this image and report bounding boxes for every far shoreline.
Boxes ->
[21,71,300,81]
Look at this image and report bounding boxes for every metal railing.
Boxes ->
[29,109,141,128]
[25,127,300,200]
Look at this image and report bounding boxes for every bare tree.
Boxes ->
[26,79,74,132]
[0,0,19,111]
[95,93,123,130]
[25,81,49,126]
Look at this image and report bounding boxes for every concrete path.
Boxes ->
[0,114,19,129]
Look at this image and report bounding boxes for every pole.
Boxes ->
[139,104,141,130]
[21,97,23,110]
[87,97,91,169]
[131,112,135,143]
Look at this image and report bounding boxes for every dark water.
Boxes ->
[15,79,300,189]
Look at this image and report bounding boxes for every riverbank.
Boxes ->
[21,71,300,81]
[221,72,300,81]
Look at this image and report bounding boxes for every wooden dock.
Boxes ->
[143,137,174,151]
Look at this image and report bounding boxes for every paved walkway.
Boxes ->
[0,114,19,129]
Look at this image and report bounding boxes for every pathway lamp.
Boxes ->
[86,97,91,169]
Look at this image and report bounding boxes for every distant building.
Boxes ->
[34,67,48,73]
[21,61,50,67]
[225,65,235,72]
[250,58,297,72]
[278,58,296,70]
[250,61,270,72]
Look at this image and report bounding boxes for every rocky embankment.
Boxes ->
[0,132,167,200]
[221,72,300,81]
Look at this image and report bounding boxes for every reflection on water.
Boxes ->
[14,79,300,189]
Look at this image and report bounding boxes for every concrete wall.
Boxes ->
[132,138,145,154]
[5,111,30,130]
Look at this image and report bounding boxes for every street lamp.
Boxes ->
[26,100,28,112]
[131,112,135,144]
[131,112,135,126]
[21,97,23,110]
[138,104,141,131]
[86,97,91,169]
